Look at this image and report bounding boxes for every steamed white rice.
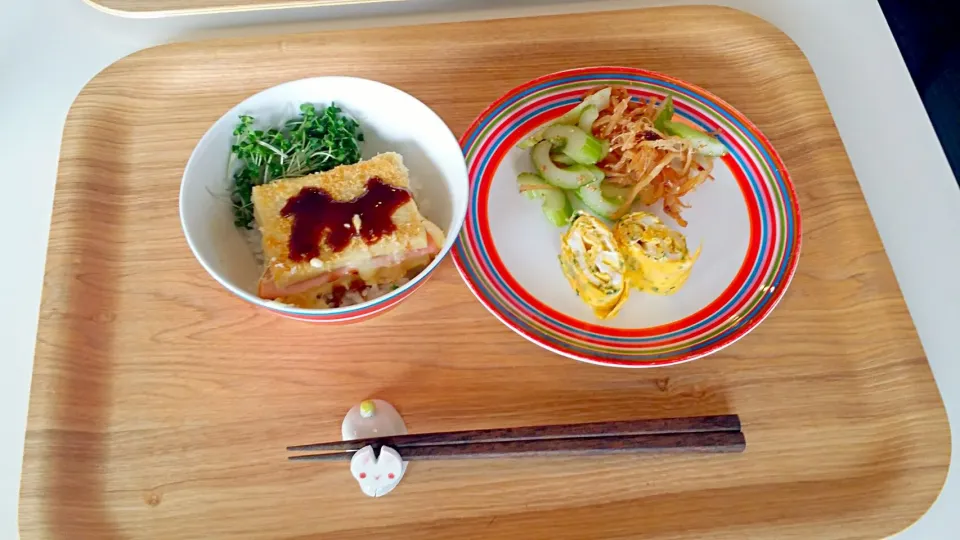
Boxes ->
[319,277,410,308]
[244,227,265,266]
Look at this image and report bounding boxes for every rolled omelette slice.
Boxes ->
[614,211,701,295]
[559,212,630,320]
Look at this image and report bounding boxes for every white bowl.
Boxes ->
[180,77,468,323]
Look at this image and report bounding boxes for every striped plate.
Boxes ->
[453,67,801,367]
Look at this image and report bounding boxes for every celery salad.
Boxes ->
[516,87,728,228]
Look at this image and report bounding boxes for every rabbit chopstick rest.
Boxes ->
[341,400,408,497]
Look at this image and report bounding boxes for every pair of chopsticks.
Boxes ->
[287,414,744,461]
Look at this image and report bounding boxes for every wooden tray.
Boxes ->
[20,6,950,540]
[85,0,402,17]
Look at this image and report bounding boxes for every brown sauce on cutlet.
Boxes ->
[281,177,412,261]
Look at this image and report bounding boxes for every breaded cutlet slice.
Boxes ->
[252,152,442,298]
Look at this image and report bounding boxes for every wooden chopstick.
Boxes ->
[288,431,745,461]
[287,415,740,453]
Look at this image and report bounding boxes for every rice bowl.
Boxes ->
[180,77,468,323]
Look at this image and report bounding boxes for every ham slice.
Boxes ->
[258,235,441,300]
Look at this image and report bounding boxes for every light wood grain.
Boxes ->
[19,6,950,540]
[84,0,403,17]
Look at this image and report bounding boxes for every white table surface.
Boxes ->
[2,0,957,537]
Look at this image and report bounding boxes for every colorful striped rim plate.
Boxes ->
[452,67,801,367]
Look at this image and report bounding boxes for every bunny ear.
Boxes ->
[350,446,376,478]
[378,446,403,471]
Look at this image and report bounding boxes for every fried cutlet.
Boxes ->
[252,152,444,300]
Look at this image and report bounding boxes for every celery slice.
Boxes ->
[663,121,728,156]
[576,180,621,220]
[578,105,600,133]
[517,173,573,226]
[543,124,604,165]
[532,141,595,189]
[518,87,612,149]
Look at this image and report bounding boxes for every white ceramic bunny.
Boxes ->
[349,445,405,497]
[342,399,408,497]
